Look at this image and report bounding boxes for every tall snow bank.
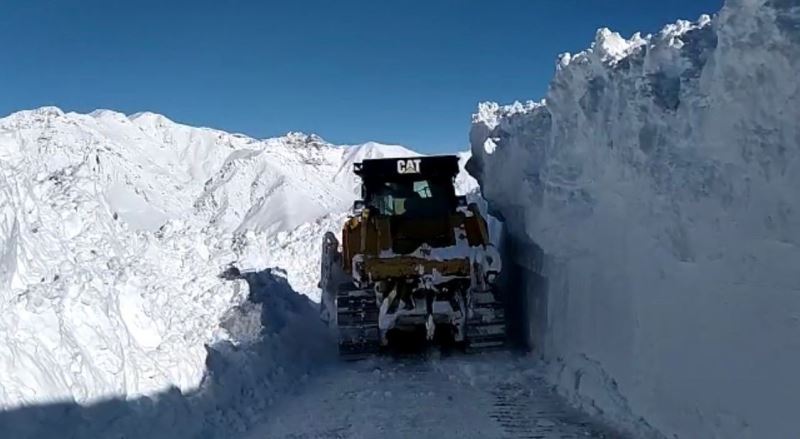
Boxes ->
[469,1,800,437]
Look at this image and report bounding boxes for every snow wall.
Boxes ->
[468,1,800,437]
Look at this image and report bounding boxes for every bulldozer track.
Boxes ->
[336,287,380,359]
[465,290,508,352]
[490,382,614,439]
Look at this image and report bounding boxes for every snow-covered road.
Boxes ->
[247,353,621,439]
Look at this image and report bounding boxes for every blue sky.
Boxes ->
[1,0,722,153]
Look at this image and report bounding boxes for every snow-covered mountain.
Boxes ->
[469,0,799,437]
[0,107,421,409]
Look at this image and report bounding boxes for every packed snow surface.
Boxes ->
[0,107,417,409]
[246,353,621,439]
[469,0,800,437]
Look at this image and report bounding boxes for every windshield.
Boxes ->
[367,178,453,217]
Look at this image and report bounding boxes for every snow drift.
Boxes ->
[0,269,333,439]
[0,107,414,409]
[469,0,800,437]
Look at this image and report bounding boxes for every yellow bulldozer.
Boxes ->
[319,155,506,358]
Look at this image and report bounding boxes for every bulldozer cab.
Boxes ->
[355,156,461,219]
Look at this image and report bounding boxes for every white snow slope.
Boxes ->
[469,1,800,438]
[0,107,416,409]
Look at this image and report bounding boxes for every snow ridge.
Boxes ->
[469,1,799,438]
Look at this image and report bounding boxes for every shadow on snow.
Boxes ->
[0,268,336,439]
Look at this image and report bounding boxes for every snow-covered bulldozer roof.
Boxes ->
[353,155,461,181]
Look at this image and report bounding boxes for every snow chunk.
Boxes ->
[483,137,497,154]
[593,28,639,63]
[472,100,544,129]
[557,14,711,71]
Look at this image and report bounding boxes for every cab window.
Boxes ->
[368,179,451,217]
